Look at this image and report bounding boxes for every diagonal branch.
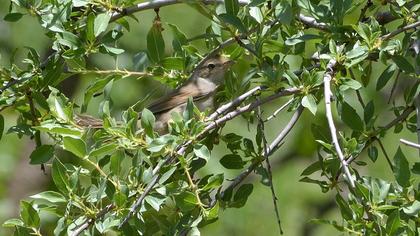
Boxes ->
[400,139,420,149]
[323,59,355,188]
[217,106,303,200]
[381,20,420,41]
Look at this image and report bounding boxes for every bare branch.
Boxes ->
[265,98,294,122]
[111,0,251,22]
[218,106,303,198]
[298,14,328,31]
[400,139,420,149]
[323,59,355,188]
[257,106,283,234]
[381,20,420,41]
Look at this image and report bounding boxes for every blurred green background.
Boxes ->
[0,2,418,235]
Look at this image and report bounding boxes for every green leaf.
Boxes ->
[141,108,155,137]
[3,12,23,22]
[367,146,378,162]
[225,0,239,16]
[301,162,321,176]
[231,184,253,208]
[36,123,83,138]
[335,194,353,220]
[63,137,87,158]
[339,78,362,91]
[194,144,210,161]
[393,147,410,187]
[386,210,401,235]
[376,64,396,91]
[392,55,415,74]
[20,201,40,228]
[412,162,420,174]
[159,166,177,185]
[220,154,245,169]
[202,173,224,191]
[341,102,364,131]
[52,158,69,194]
[161,57,184,70]
[174,191,198,211]
[29,145,54,164]
[168,24,188,52]
[275,1,292,25]
[94,13,111,37]
[364,101,375,124]
[90,143,117,157]
[86,13,95,42]
[301,94,317,115]
[110,151,124,175]
[218,14,247,34]
[30,191,66,203]
[147,23,165,63]
[2,218,24,227]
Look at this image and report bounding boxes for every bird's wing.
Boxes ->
[147,84,213,115]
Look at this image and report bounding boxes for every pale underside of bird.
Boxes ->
[75,55,233,134]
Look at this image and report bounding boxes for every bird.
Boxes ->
[76,54,234,134]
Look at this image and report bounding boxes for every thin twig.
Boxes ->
[381,20,420,41]
[323,59,355,188]
[70,204,114,236]
[400,139,420,149]
[27,90,45,172]
[66,69,152,77]
[265,98,294,122]
[217,106,303,200]
[257,106,283,235]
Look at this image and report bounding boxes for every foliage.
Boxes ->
[1,0,420,235]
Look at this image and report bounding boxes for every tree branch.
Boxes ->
[216,106,303,200]
[400,139,420,149]
[381,20,420,41]
[323,59,355,188]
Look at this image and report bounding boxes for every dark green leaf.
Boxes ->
[231,184,253,208]
[218,13,247,34]
[364,101,375,124]
[392,55,415,74]
[301,162,321,176]
[376,64,396,91]
[52,158,69,194]
[147,23,165,63]
[168,24,188,52]
[220,154,245,169]
[174,191,198,211]
[368,146,378,162]
[63,137,87,158]
[86,13,95,42]
[412,162,420,175]
[141,108,155,137]
[275,1,292,25]
[386,210,401,235]
[393,147,410,187]
[335,194,353,220]
[30,145,54,164]
[225,0,239,16]
[3,12,23,22]
[341,102,364,131]
[202,173,224,191]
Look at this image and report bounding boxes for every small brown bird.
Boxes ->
[76,55,233,134]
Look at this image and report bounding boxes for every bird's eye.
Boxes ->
[207,63,216,69]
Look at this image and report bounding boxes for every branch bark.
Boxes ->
[323,59,355,188]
